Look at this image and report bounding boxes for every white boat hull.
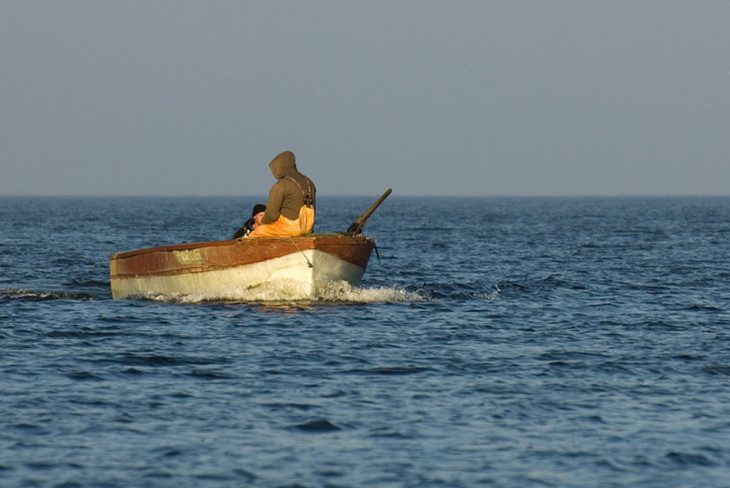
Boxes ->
[111,249,367,300]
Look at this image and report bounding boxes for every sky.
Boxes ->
[1,1,729,197]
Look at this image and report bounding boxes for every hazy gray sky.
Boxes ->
[2,1,729,196]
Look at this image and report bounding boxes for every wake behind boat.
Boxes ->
[109,189,391,300]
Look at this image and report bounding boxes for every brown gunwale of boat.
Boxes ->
[110,234,372,259]
[109,234,375,279]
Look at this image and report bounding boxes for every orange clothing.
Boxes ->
[247,205,315,238]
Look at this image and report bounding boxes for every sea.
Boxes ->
[1,196,729,487]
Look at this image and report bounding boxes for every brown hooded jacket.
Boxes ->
[261,151,316,224]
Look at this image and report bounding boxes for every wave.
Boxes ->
[0,288,96,301]
[1,281,500,305]
[135,279,505,304]
[138,280,426,304]
[414,281,502,301]
[289,419,341,433]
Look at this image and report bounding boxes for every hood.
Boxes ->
[268,151,297,179]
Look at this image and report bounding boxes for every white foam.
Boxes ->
[0,288,94,300]
[139,279,425,304]
[314,281,425,303]
[475,284,501,301]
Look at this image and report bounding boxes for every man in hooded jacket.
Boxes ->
[247,150,316,238]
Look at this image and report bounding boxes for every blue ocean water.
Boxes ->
[1,196,729,487]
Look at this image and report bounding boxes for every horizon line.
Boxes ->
[1,193,729,199]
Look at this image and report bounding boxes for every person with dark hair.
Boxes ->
[247,150,316,238]
[232,204,266,239]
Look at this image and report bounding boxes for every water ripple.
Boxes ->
[2,196,730,487]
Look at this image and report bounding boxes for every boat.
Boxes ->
[109,234,375,300]
[109,189,391,300]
